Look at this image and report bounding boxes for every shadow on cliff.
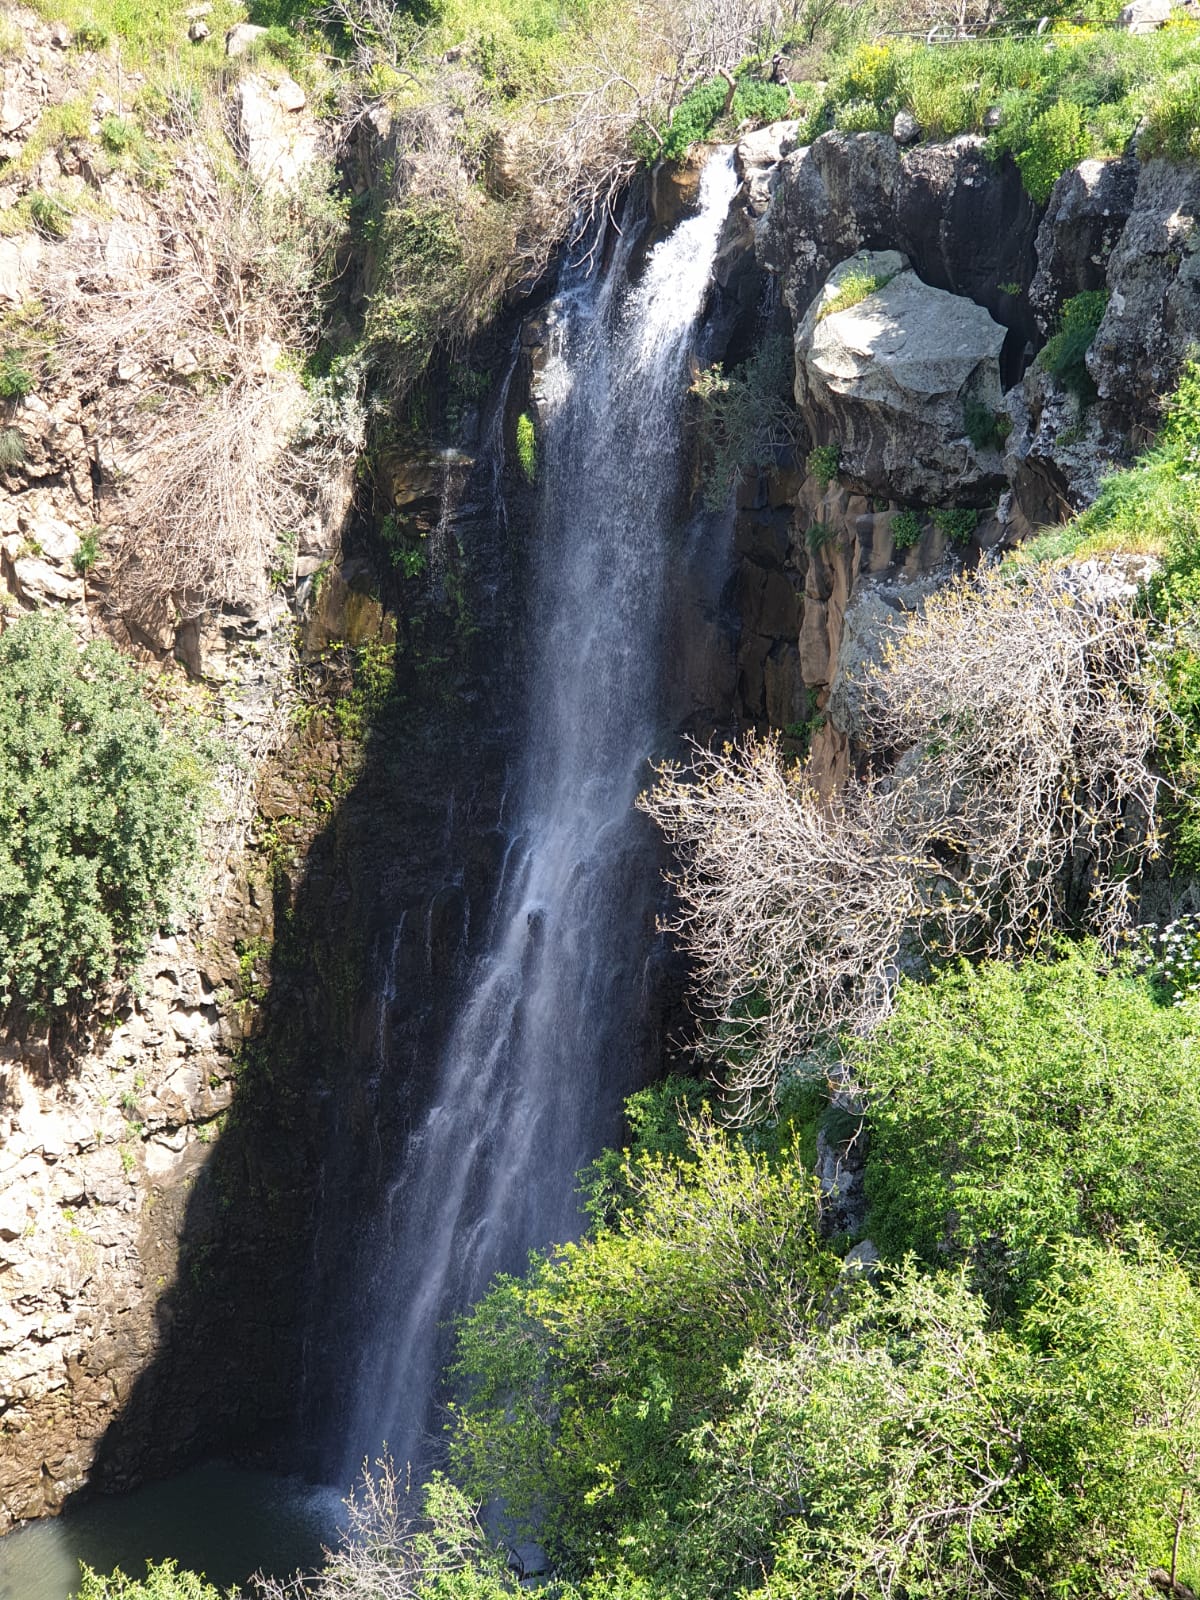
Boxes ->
[70,208,752,1515]
[70,419,536,1505]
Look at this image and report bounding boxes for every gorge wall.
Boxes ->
[3,20,1200,1529]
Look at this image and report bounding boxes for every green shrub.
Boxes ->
[805,516,838,555]
[0,426,24,467]
[729,78,791,126]
[963,396,1012,451]
[891,507,922,549]
[0,352,33,400]
[657,77,728,162]
[831,96,890,133]
[73,19,111,49]
[1139,62,1200,161]
[74,1560,222,1600]
[28,191,72,238]
[515,410,536,482]
[1038,288,1107,402]
[690,335,797,507]
[451,1119,836,1570]
[685,1242,1200,1600]
[930,506,977,544]
[0,615,208,1015]
[73,528,100,574]
[99,114,134,152]
[1014,99,1088,205]
[860,949,1200,1304]
[806,442,840,488]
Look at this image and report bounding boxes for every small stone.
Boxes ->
[48,21,71,48]
[1117,0,1172,29]
[982,104,1003,130]
[273,75,306,112]
[188,19,210,42]
[892,109,920,146]
[225,22,267,56]
[842,1240,882,1280]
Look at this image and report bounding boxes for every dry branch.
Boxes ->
[640,566,1162,1116]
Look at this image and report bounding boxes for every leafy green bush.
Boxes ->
[930,506,977,544]
[963,396,1011,451]
[860,949,1200,1302]
[1013,99,1088,204]
[451,1118,836,1571]
[687,1242,1200,1600]
[0,350,34,400]
[831,96,891,133]
[73,528,100,574]
[441,1047,1200,1600]
[515,411,536,482]
[74,1561,222,1599]
[100,114,135,152]
[805,442,840,487]
[891,507,922,549]
[0,615,208,1015]
[1139,61,1200,161]
[657,77,729,162]
[1038,288,1107,402]
[690,336,797,507]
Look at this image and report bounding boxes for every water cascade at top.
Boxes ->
[337,148,740,1478]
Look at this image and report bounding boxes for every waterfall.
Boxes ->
[336,147,740,1481]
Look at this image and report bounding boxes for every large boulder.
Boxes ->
[1029,156,1139,334]
[1088,158,1200,427]
[228,73,317,190]
[794,250,1007,505]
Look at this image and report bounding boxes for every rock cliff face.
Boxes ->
[714,123,1200,791]
[3,69,1198,1534]
[0,9,357,1527]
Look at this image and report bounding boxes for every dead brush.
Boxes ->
[34,108,349,625]
[641,565,1162,1117]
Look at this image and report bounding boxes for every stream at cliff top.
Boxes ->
[0,1464,343,1600]
[332,147,740,1479]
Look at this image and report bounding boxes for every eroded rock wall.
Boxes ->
[713,124,1200,788]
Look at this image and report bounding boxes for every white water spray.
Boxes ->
[338,149,739,1478]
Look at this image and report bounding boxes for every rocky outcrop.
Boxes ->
[794,251,1007,505]
[1004,363,1117,530]
[1028,157,1139,333]
[1089,158,1200,428]
[229,72,316,190]
[756,130,1040,366]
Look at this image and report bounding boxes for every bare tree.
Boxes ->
[253,1461,517,1600]
[641,566,1162,1116]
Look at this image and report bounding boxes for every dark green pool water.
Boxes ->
[0,1462,344,1600]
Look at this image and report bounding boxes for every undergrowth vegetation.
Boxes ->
[0,615,208,1019]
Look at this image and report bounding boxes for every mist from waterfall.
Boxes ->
[337,148,739,1481]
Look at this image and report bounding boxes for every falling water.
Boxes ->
[338,148,740,1479]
